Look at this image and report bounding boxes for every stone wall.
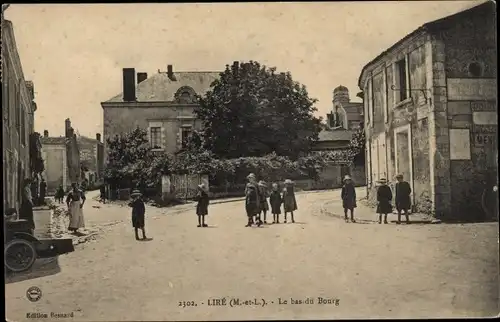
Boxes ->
[430,5,497,219]
[411,117,432,213]
[103,104,202,158]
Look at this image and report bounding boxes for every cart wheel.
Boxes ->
[4,239,37,273]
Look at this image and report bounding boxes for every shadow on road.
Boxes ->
[139,238,154,242]
[5,256,61,284]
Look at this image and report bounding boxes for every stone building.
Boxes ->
[78,133,104,187]
[358,2,497,220]
[40,119,81,194]
[101,65,221,159]
[313,85,366,186]
[2,19,40,210]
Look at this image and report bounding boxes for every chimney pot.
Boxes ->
[167,65,176,81]
[137,72,148,84]
[96,133,101,142]
[122,68,136,102]
[43,130,49,137]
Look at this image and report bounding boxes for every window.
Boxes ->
[150,127,162,149]
[395,58,408,102]
[181,127,192,149]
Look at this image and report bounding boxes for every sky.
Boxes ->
[5,1,483,137]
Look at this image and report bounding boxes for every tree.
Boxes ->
[103,128,168,188]
[346,126,366,165]
[195,61,322,159]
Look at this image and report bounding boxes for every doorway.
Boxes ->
[394,124,414,202]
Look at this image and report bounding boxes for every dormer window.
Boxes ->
[175,86,196,104]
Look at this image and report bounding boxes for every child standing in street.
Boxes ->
[245,173,261,227]
[128,190,147,240]
[283,179,297,223]
[55,185,65,204]
[395,174,412,224]
[269,183,283,224]
[341,175,357,223]
[258,180,270,224]
[195,183,210,227]
[376,178,393,224]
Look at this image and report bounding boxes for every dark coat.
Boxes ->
[341,183,357,209]
[55,187,65,199]
[269,190,282,214]
[258,186,270,212]
[245,183,260,217]
[376,185,393,214]
[129,198,146,228]
[283,186,298,212]
[195,190,209,216]
[395,181,412,211]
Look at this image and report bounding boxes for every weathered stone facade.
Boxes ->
[78,134,104,186]
[101,66,220,159]
[2,19,38,210]
[358,2,497,220]
[40,119,82,193]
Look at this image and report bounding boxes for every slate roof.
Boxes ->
[103,71,222,103]
[318,130,354,142]
[357,1,492,88]
[40,137,66,145]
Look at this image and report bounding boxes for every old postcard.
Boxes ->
[3,1,498,320]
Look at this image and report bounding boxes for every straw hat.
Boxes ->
[343,175,352,181]
[378,178,387,184]
[247,173,256,180]
[284,179,294,185]
[131,189,142,197]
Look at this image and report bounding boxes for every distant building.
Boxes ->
[78,134,104,187]
[40,119,81,194]
[312,85,366,186]
[101,65,221,159]
[315,86,364,151]
[358,2,497,219]
[2,19,40,210]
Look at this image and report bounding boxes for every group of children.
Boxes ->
[128,172,412,240]
[244,173,298,227]
[341,173,412,224]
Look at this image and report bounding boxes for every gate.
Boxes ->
[171,174,206,199]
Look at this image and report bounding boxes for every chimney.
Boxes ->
[137,72,147,84]
[65,119,71,136]
[122,68,136,101]
[167,65,176,81]
[96,133,101,142]
[43,130,48,138]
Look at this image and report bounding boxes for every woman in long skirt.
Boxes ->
[66,182,86,233]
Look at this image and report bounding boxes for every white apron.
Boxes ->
[69,200,85,229]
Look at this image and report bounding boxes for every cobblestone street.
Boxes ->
[5,189,499,320]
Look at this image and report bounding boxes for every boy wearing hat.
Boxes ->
[282,179,297,223]
[195,183,210,227]
[341,175,357,222]
[395,174,412,224]
[376,178,393,224]
[128,189,147,240]
[245,173,261,227]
